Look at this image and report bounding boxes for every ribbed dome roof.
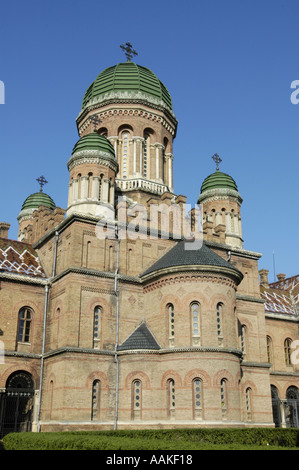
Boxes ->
[72,133,115,157]
[21,192,56,211]
[200,170,238,193]
[81,62,173,111]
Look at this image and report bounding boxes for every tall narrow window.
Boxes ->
[143,133,149,178]
[91,380,101,421]
[122,132,129,179]
[93,306,102,349]
[217,303,223,344]
[284,338,292,365]
[246,387,252,421]
[167,379,175,419]
[241,325,246,356]
[193,378,203,420]
[191,302,200,344]
[18,307,32,343]
[220,379,227,419]
[168,303,174,345]
[132,380,141,420]
[266,336,272,363]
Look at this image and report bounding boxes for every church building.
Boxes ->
[0,44,298,436]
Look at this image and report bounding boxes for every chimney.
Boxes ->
[276,273,286,281]
[259,269,269,287]
[0,222,10,239]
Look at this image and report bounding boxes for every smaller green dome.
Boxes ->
[21,192,56,211]
[200,170,238,193]
[72,133,115,157]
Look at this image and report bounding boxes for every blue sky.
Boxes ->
[0,0,298,281]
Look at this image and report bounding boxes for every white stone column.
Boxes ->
[102,178,109,203]
[234,213,239,235]
[109,180,115,206]
[92,176,100,200]
[68,181,73,206]
[168,153,173,190]
[72,178,79,201]
[225,212,231,233]
[215,211,222,226]
[133,138,136,174]
[81,176,88,200]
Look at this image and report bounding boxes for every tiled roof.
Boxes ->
[0,238,46,278]
[141,241,242,278]
[118,323,160,351]
[260,275,299,315]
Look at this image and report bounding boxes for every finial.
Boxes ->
[120,42,138,62]
[212,153,222,171]
[89,113,102,132]
[36,176,48,192]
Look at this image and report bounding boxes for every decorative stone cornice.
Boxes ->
[141,267,241,291]
[67,149,118,173]
[197,187,243,205]
[77,104,177,137]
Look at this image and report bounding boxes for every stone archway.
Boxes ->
[0,371,34,437]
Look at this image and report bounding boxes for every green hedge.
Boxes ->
[3,428,299,450]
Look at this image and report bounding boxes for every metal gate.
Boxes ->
[0,389,34,438]
[284,400,299,428]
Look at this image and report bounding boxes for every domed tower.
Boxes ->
[66,132,118,219]
[198,155,243,249]
[76,48,177,204]
[17,178,56,241]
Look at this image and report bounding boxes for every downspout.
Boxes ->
[37,230,58,432]
[37,283,49,432]
[114,231,120,431]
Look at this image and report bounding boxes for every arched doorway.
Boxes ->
[285,386,299,428]
[0,371,34,437]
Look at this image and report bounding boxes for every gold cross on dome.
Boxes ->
[89,114,102,132]
[212,153,222,171]
[36,175,48,192]
[120,42,138,62]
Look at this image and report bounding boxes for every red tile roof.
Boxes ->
[260,275,299,315]
[0,238,46,278]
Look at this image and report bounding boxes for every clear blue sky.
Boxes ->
[0,0,298,281]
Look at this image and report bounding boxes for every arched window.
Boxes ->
[216,303,223,343]
[246,387,252,421]
[91,379,101,421]
[266,336,272,363]
[122,131,129,179]
[193,378,203,420]
[17,307,32,343]
[220,378,227,419]
[190,302,200,345]
[93,306,102,349]
[143,133,149,178]
[285,386,299,428]
[132,379,142,420]
[284,338,292,365]
[240,325,246,356]
[167,304,175,345]
[167,379,175,418]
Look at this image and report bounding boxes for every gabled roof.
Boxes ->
[140,240,243,281]
[118,322,160,351]
[0,238,46,278]
[260,274,299,315]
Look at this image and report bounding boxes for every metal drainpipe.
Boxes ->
[114,231,120,431]
[37,283,49,432]
[37,230,58,431]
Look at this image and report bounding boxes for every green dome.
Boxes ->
[81,62,173,111]
[72,133,115,156]
[200,170,238,193]
[21,192,56,211]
